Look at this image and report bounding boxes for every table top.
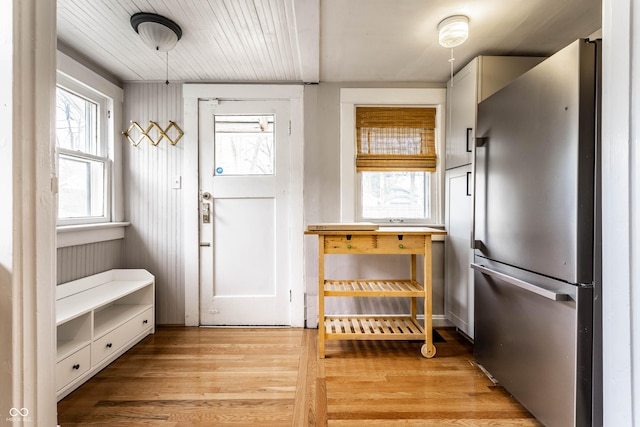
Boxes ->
[305,225,446,236]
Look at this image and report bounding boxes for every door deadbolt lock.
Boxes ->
[202,201,211,223]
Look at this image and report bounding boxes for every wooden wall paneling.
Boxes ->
[57,240,125,284]
[123,82,185,325]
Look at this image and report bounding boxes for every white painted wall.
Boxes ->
[602,0,640,425]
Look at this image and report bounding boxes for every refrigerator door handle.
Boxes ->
[471,263,570,301]
[470,137,487,249]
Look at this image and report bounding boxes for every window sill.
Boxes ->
[57,222,130,248]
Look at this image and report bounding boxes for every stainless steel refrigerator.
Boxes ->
[472,39,602,427]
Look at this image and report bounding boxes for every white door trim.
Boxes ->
[183,84,305,327]
[3,0,57,424]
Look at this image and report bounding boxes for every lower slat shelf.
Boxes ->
[324,315,425,340]
[324,279,424,296]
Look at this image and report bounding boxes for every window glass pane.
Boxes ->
[361,171,429,219]
[56,87,98,155]
[58,154,105,219]
[214,115,274,176]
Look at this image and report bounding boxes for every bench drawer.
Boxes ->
[92,307,153,366]
[56,345,91,391]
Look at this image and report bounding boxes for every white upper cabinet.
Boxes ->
[446,60,478,169]
[445,56,545,170]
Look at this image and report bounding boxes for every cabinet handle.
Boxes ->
[143,319,149,324]
[106,343,113,348]
[466,171,472,196]
[72,364,80,370]
[346,244,352,249]
[399,244,404,249]
[466,128,473,152]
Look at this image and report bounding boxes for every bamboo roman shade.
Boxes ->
[355,106,437,172]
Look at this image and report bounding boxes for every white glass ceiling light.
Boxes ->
[131,12,182,52]
[131,13,182,84]
[438,15,469,48]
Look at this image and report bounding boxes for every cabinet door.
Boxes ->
[446,60,477,169]
[444,165,474,337]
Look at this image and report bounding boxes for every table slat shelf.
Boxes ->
[324,315,425,339]
[324,279,424,296]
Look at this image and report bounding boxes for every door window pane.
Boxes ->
[214,115,274,175]
[58,154,105,219]
[361,171,429,219]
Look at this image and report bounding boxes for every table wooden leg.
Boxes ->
[410,254,417,320]
[318,236,325,358]
[421,237,436,358]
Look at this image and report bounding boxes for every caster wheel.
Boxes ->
[421,343,436,358]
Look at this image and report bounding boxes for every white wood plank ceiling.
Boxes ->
[57,0,601,84]
[57,0,316,82]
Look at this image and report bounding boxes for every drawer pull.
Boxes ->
[143,319,149,324]
[346,244,352,249]
[72,364,80,370]
[399,244,404,249]
[106,343,113,348]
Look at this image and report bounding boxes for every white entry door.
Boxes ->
[199,99,291,325]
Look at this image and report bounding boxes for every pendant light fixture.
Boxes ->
[131,12,182,84]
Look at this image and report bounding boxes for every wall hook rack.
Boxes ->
[122,120,184,146]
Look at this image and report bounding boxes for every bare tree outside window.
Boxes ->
[214,115,275,176]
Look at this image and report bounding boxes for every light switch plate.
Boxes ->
[172,176,182,189]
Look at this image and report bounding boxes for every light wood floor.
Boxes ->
[57,327,542,426]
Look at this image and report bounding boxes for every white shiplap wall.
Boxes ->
[123,82,185,325]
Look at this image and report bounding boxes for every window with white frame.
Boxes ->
[356,106,437,224]
[55,75,111,225]
[340,88,446,226]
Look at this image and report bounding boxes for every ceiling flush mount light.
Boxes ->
[131,12,182,52]
[438,15,469,48]
[131,12,182,84]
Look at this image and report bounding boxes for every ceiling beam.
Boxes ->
[292,0,319,83]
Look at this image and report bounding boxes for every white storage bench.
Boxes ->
[56,269,155,401]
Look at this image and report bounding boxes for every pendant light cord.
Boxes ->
[448,48,455,87]
[165,51,170,85]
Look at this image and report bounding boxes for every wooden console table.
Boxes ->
[306,226,446,358]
